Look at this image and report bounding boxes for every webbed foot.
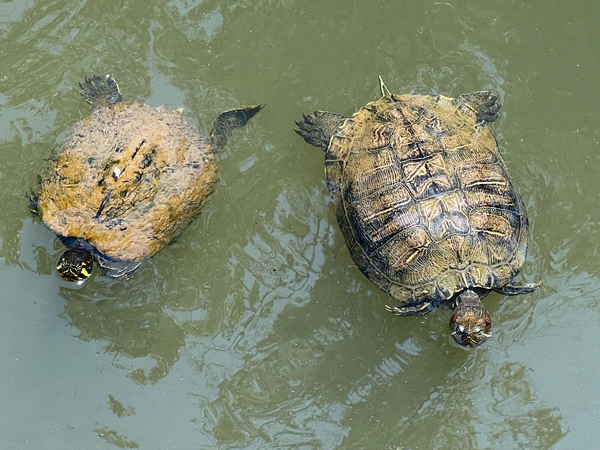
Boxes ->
[28,189,39,216]
[456,91,501,123]
[210,104,264,151]
[295,111,346,151]
[385,302,434,316]
[79,74,122,106]
[495,281,541,295]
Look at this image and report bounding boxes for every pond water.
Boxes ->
[1,0,599,448]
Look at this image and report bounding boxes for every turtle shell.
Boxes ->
[38,102,217,262]
[324,93,529,309]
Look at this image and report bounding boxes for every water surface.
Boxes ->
[1,0,599,448]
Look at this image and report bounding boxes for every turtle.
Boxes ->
[295,77,539,347]
[31,74,262,282]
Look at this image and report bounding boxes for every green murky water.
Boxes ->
[1,0,599,448]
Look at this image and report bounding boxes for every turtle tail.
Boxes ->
[79,75,123,106]
[209,104,264,151]
[378,76,392,98]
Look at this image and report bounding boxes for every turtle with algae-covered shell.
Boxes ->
[32,75,262,282]
[295,78,539,347]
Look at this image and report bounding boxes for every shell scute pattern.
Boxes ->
[326,92,528,306]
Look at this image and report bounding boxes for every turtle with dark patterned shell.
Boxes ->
[295,77,539,347]
[32,75,262,282]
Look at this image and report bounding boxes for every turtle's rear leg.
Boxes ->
[79,74,123,106]
[295,111,346,152]
[210,104,264,151]
[455,91,501,124]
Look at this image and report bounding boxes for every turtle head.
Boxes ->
[449,290,492,348]
[57,248,94,282]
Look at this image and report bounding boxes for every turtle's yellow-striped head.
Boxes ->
[57,248,94,282]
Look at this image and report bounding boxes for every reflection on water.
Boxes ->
[173,186,348,447]
[392,360,564,449]
[94,427,140,449]
[53,186,332,385]
[62,288,186,385]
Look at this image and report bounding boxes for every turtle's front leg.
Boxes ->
[385,301,434,316]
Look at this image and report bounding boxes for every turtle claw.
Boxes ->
[79,74,123,106]
[295,111,346,151]
[28,189,39,216]
[210,104,264,151]
[385,302,434,316]
[495,281,541,296]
